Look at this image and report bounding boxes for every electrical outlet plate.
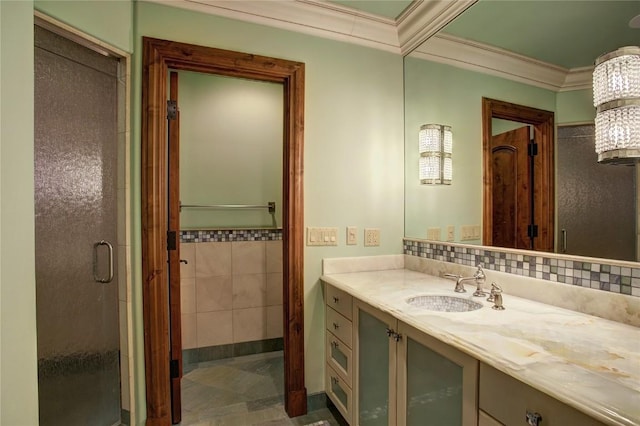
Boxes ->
[347,226,357,245]
[306,227,338,246]
[427,227,441,241]
[364,228,380,247]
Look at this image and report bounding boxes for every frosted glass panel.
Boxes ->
[406,337,463,426]
[34,25,120,425]
[557,125,635,261]
[331,343,349,372]
[358,310,389,426]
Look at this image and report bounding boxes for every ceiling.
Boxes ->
[327,0,640,69]
[441,1,640,69]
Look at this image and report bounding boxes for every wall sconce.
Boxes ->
[592,46,640,163]
[419,124,452,184]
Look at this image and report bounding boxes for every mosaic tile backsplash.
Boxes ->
[180,228,282,243]
[404,239,640,297]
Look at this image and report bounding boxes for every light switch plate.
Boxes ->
[347,226,357,245]
[427,227,441,241]
[306,227,338,246]
[446,225,455,242]
[461,225,474,241]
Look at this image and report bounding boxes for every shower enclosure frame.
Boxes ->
[141,37,307,425]
[33,10,135,424]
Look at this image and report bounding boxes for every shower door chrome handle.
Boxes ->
[93,240,114,283]
[561,229,567,253]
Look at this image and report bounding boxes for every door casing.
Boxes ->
[141,37,306,425]
[482,97,555,252]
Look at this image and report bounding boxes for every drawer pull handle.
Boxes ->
[333,322,340,330]
[525,411,543,426]
[333,296,339,303]
[331,340,339,348]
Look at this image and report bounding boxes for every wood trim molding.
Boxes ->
[141,37,306,425]
[482,98,555,252]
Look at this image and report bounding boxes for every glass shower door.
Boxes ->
[34,25,120,425]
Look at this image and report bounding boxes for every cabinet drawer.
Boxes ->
[326,306,352,347]
[326,363,352,425]
[326,331,353,387]
[479,410,503,426]
[479,363,605,426]
[326,285,353,320]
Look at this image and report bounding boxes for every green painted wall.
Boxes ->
[404,57,557,241]
[178,71,284,229]
[34,0,133,52]
[133,1,404,421]
[0,2,39,424]
[556,88,595,124]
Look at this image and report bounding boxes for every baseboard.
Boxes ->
[183,337,284,371]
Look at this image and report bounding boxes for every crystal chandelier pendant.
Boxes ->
[592,46,640,164]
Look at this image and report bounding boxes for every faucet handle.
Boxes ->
[474,264,486,279]
[490,282,505,310]
[443,273,460,280]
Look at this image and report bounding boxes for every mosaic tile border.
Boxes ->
[403,239,640,297]
[180,228,282,243]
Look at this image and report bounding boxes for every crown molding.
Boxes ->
[142,0,592,92]
[561,66,593,92]
[145,0,401,53]
[410,33,592,92]
[396,0,477,55]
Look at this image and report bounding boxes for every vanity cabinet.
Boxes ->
[325,285,354,423]
[479,363,606,426]
[326,285,478,426]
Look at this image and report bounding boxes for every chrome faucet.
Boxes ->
[443,264,487,296]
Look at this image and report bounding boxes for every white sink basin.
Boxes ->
[405,295,483,312]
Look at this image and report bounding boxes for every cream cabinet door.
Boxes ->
[396,322,478,426]
[353,299,398,426]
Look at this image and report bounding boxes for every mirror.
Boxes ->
[404,0,640,262]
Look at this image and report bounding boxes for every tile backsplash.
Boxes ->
[404,238,640,297]
[180,228,284,352]
[180,228,282,243]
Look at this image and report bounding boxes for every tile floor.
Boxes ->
[179,351,341,426]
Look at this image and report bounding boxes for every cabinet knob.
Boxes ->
[333,296,339,303]
[386,327,394,337]
[333,322,340,330]
[331,340,339,348]
[525,411,543,426]
[331,376,340,385]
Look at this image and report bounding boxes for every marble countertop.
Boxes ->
[321,268,640,426]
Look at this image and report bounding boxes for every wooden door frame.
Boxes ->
[141,37,306,425]
[482,97,555,251]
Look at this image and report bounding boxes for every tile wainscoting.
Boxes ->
[404,238,640,298]
[179,229,284,359]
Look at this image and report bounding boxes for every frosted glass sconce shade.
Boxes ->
[419,124,452,184]
[592,46,640,163]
